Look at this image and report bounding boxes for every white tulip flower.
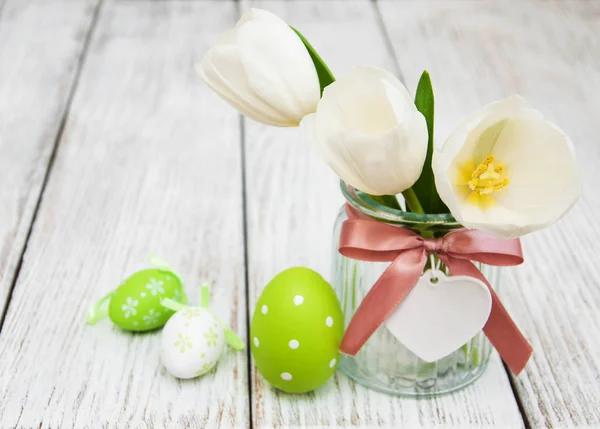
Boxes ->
[197,8,320,127]
[433,95,580,239]
[302,66,428,196]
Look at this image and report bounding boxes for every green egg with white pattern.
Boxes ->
[250,267,343,393]
[108,269,187,332]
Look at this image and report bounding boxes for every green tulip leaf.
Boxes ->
[291,26,335,95]
[412,71,449,214]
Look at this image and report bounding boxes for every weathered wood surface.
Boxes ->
[0,0,97,320]
[378,1,600,427]
[0,0,598,427]
[244,1,524,428]
[0,1,249,427]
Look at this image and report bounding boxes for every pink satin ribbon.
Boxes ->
[339,204,532,375]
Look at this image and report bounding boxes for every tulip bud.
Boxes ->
[197,8,320,127]
[302,66,428,196]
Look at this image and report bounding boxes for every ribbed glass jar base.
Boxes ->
[332,198,500,397]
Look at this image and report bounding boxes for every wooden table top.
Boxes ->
[0,0,597,427]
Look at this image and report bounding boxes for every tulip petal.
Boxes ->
[444,95,529,169]
[235,8,271,27]
[320,66,414,136]
[302,113,368,193]
[339,114,428,196]
[199,44,293,125]
[432,150,467,224]
[309,77,383,193]
[489,117,580,230]
[198,62,281,126]
[457,204,525,239]
[236,12,320,123]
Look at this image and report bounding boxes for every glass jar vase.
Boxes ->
[332,183,501,397]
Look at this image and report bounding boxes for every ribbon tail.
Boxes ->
[86,290,115,325]
[212,314,246,351]
[484,288,533,374]
[444,256,533,375]
[200,283,210,309]
[160,298,187,312]
[148,255,185,289]
[340,248,426,356]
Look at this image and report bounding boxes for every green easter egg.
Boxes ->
[109,269,187,332]
[250,267,343,393]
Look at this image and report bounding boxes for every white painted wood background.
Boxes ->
[0,0,597,427]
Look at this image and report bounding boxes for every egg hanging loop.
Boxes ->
[160,298,188,312]
[148,255,184,287]
[86,290,116,324]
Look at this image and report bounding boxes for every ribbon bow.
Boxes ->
[339,204,532,375]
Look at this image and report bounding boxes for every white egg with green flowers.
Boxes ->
[159,285,246,379]
[161,307,225,379]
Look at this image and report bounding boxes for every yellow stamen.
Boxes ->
[495,178,509,190]
[479,163,501,181]
[481,182,494,195]
[468,156,509,196]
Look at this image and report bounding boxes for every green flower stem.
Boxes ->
[402,187,435,239]
[368,194,402,210]
[472,347,481,366]
[402,187,425,214]
[461,343,470,361]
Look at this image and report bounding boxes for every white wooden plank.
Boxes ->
[0,0,96,317]
[0,1,249,427]
[378,0,600,427]
[244,1,523,427]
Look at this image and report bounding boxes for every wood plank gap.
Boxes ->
[0,0,104,331]
[233,0,253,424]
[231,0,254,424]
[240,114,254,429]
[505,361,532,429]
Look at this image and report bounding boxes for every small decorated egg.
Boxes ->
[251,267,344,393]
[108,269,187,331]
[161,307,225,379]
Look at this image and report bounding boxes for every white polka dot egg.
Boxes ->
[250,267,343,393]
[161,307,225,379]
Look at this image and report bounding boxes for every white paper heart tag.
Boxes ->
[384,269,492,362]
